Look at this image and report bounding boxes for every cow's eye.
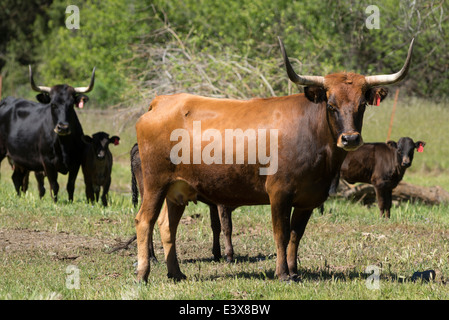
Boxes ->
[327,104,337,112]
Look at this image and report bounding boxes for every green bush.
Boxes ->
[1,0,448,105]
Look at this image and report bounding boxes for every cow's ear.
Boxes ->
[82,135,93,144]
[387,140,397,149]
[109,136,120,146]
[36,93,50,104]
[415,140,426,152]
[304,86,327,104]
[366,87,388,106]
[75,95,89,108]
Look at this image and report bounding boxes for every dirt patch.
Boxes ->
[0,228,114,254]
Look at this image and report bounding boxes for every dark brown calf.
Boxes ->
[130,143,235,262]
[82,131,120,206]
[334,137,425,218]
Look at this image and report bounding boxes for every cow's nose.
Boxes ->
[55,123,70,135]
[97,151,105,159]
[401,158,411,167]
[339,133,362,150]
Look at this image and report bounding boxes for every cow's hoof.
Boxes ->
[278,274,301,282]
[136,272,149,283]
[288,274,302,282]
[167,272,187,282]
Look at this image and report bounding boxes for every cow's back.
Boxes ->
[340,143,378,184]
[136,93,344,208]
[340,143,397,186]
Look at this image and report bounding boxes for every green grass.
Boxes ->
[1,98,449,300]
[1,178,449,300]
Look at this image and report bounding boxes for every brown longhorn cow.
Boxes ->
[134,38,414,282]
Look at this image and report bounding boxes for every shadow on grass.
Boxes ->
[181,253,273,265]
[181,253,422,284]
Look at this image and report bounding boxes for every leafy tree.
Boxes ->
[1,0,448,104]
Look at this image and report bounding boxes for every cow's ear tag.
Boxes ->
[369,93,381,106]
[78,99,84,109]
[375,94,381,106]
[417,142,424,153]
[114,138,119,146]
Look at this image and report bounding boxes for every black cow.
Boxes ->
[331,137,425,218]
[82,131,120,206]
[0,66,95,202]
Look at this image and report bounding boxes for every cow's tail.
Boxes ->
[130,143,139,207]
[131,168,139,207]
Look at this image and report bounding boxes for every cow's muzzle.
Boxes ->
[96,151,106,160]
[54,123,71,136]
[401,157,411,168]
[337,132,363,151]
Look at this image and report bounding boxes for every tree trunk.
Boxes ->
[337,181,449,206]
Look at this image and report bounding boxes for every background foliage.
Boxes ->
[0,0,448,107]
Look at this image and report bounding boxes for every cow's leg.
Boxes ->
[21,170,29,193]
[374,185,392,218]
[269,192,293,281]
[159,200,187,280]
[328,172,340,195]
[288,208,313,278]
[45,167,59,202]
[378,187,393,219]
[135,187,166,282]
[148,216,158,263]
[209,205,222,261]
[66,166,80,202]
[94,186,100,203]
[384,189,393,219]
[218,205,234,263]
[101,178,111,207]
[12,169,26,196]
[82,166,94,203]
[35,172,46,198]
[85,182,94,203]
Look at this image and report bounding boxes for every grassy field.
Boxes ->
[0,97,448,300]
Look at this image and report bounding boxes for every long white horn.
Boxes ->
[278,37,324,87]
[365,38,415,87]
[29,65,51,93]
[74,67,96,93]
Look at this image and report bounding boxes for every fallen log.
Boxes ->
[337,181,449,206]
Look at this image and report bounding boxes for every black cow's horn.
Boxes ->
[278,37,325,87]
[74,67,96,93]
[29,65,51,93]
[365,38,415,87]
